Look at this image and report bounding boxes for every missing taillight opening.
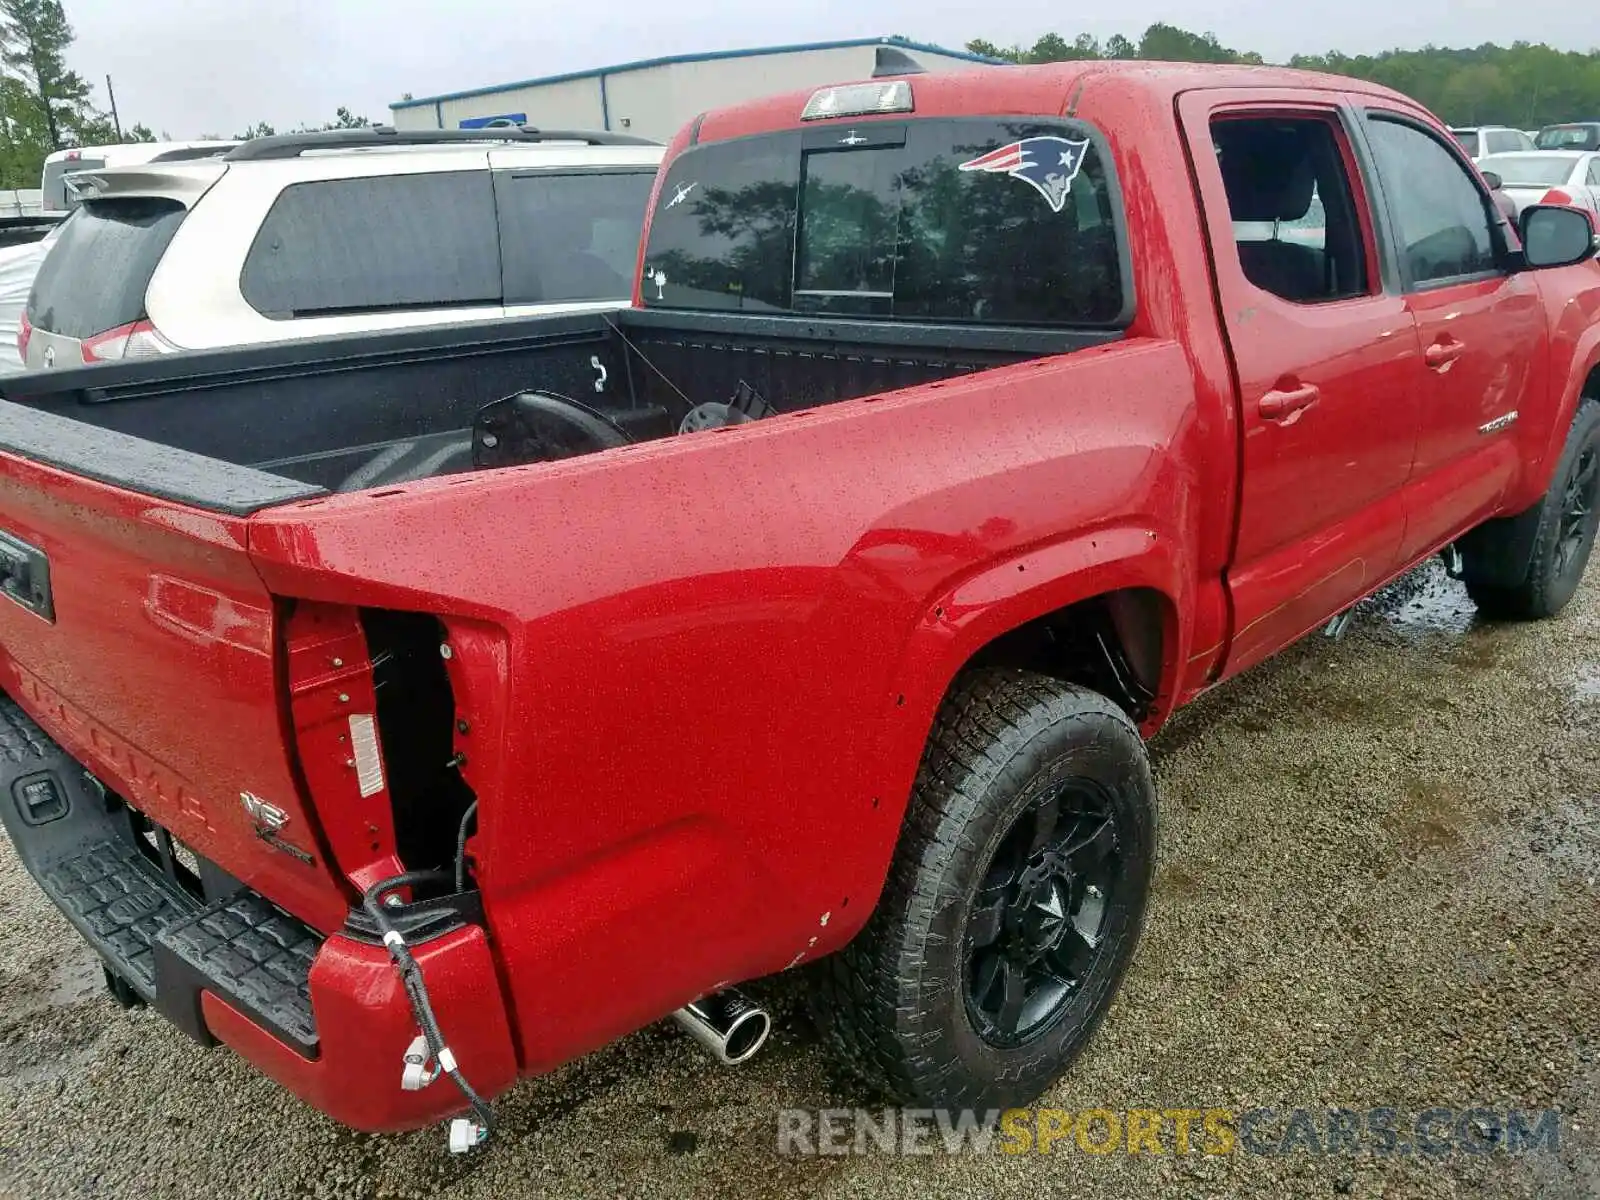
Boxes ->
[361,610,477,882]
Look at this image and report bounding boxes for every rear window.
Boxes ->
[26,197,185,337]
[1482,155,1576,187]
[639,118,1127,327]
[241,172,501,318]
[1536,125,1600,151]
[1451,130,1481,157]
[494,169,654,304]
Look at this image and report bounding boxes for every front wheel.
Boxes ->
[1465,400,1600,620]
[807,669,1156,1110]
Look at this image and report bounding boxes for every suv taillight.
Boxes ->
[17,311,31,361]
[81,319,176,362]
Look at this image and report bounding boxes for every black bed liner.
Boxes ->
[0,308,1121,513]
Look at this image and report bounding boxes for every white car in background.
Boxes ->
[1477,150,1600,220]
[21,126,664,369]
[0,223,61,374]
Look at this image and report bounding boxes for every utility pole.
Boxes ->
[105,74,123,141]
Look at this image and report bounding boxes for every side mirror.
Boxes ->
[1480,169,1503,190]
[1520,204,1598,269]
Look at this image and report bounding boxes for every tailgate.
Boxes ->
[0,404,347,930]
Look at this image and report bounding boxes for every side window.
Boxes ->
[1211,116,1370,305]
[1589,160,1600,187]
[495,170,654,305]
[241,172,501,319]
[1364,118,1498,286]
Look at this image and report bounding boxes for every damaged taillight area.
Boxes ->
[283,602,405,893]
[282,603,478,895]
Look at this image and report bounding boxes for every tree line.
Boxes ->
[967,25,1600,130]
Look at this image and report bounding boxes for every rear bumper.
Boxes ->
[0,694,518,1133]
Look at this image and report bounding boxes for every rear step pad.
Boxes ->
[0,695,322,1055]
[154,893,320,1056]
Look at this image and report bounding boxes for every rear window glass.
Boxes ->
[639,118,1126,326]
[494,169,653,304]
[1536,125,1600,151]
[241,172,501,318]
[26,197,185,337]
[1481,155,1576,187]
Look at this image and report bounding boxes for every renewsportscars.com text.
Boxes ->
[776,1106,1562,1158]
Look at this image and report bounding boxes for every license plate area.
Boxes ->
[0,530,52,622]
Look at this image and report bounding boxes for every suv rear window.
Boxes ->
[1536,125,1600,151]
[639,118,1127,326]
[495,170,654,304]
[241,172,502,318]
[26,197,185,338]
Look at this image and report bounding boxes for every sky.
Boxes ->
[65,0,1594,139]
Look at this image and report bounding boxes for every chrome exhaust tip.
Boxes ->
[671,988,771,1065]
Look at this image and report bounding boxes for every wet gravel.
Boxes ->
[0,560,1595,1199]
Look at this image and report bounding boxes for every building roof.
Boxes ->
[389,36,1006,110]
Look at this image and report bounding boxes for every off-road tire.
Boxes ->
[806,668,1156,1110]
[1465,399,1600,620]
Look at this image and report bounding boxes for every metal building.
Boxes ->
[389,36,1003,141]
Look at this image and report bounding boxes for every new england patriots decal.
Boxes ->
[957,136,1091,213]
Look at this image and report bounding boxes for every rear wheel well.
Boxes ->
[962,588,1169,723]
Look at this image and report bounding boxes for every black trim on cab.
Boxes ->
[620,307,1123,357]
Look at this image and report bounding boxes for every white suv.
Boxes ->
[1449,125,1535,161]
[20,127,663,369]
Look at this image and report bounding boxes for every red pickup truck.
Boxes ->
[0,61,1596,1146]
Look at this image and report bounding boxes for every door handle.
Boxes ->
[1425,340,1465,370]
[1258,383,1320,422]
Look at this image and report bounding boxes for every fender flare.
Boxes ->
[1533,323,1600,495]
[832,523,1190,933]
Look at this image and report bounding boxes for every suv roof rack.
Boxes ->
[148,144,240,164]
[225,125,660,161]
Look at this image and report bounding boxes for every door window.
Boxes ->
[241,172,502,318]
[1364,117,1498,286]
[495,170,655,304]
[1211,116,1370,304]
[1588,159,1600,187]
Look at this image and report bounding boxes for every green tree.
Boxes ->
[326,106,369,129]
[0,0,91,150]
[971,26,1600,128]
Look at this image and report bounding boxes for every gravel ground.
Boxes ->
[0,559,1596,1200]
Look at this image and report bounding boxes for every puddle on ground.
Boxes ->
[1359,559,1480,640]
